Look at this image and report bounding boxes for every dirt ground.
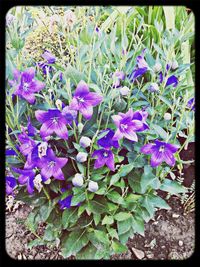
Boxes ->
[5,195,194,260]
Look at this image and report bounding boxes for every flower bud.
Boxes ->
[153,62,162,73]
[55,99,63,110]
[33,174,43,192]
[80,136,92,148]
[72,173,84,187]
[88,181,99,192]
[76,152,88,162]
[164,112,172,121]
[38,142,48,158]
[171,60,178,70]
[44,178,51,184]
[148,83,160,93]
[120,86,130,96]
[78,123,84,134]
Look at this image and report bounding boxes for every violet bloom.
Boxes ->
[37,148,68,181]
[12,167,36,194]
[112,71,125,88]
[42,50,56,64]
[97,128,119,149]
[18,130,36,157]
[27,117,37,136]
[158,64,178,88]
[35,109,69,140]
[128,49,148,82]
[61,106,77,125]
[69,80,103,120]
[112,109,143,142]
[187,98,195,111]
[6,147,19,156]
[58,195,73,209]
[6,176,17,195]
[10,68,45,104]
[140,140,179,167]
[132,110,149,132]
[92,149,115,171]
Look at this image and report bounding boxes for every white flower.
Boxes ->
[88,181,99,192]
[76,152,88,162]
[72,173,84,187]
[38,142,48,158]
[148,83,160,93]
[78,123,84,134]
[80,136,92,148]
[55,99,63,110]
[171,60,178,70]
[120,86,130,96]
[153,62,162,73]
[164,112,172,121]
[33,174,43,192]
[64,10,76,27]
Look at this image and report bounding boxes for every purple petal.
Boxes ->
[35,110,49,123]
[165,75,178,88]
[69,98,79,110]
[42,51,56,64]
[150,151,164,167]
[105,152,115,171]
[53,168,65,180]
[123,129,138,142]
[54,122,68,140]
[18,175,28,185]
[163,150,175,166]
[40,121,55,138]
[74,80,89,97]
[129,67,147,82]
[140,143,156,154]
[84,92,103,106]
[56,157,68,168]
[112,115,122,127]
[165,143,179,153]
[27,176,35,194]
[112,129,124,141]
[80,105,93,120]
[41,166,53,180]
[21,68,35,83]
[159,72,163,83]
[29,80,45,93]
[21,92,36,104]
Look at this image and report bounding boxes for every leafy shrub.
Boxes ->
[6,6,194,259]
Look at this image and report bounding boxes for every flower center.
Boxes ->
[48,161,55,168]
[159,145,165,152]
[103,151,109,158]
[23,82,29,91]
[52,117,58,124]
[77,96,85,103]
[120,124,128,131]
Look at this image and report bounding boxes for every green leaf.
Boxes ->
[114,212,132,221]
[39,202,53,222]
[132,216,145,236]
[117,217,132,235]
[71,191,86,206]
[152,124,168,140]
[107,191,125,205]
[43,225,55,241]
[160,179,187,195]
[140,165,160,193]
[149,195,171,210]
[163,6,175,30]
[111,240,127,254]
[27,238,45,249]
[93,230,110,245]
[109,173,120,186]
[108,228,119,240]
[62,208,78,229]
[102,215,114,225]
[76,243,97,259]
[94,214,101,226]
[64,65,86,84]
[89,198,108,214]
[118,163,135,177]
[61,230,89,258]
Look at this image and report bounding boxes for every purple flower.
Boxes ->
[112,71,125,88]
[18,130,36,157]
[42,50,56,64]
[37,148,68,180]
[69,80,103,120]
[58,195,73,209]
[30,142,49,167]
[38,62,54,75]
[10,68,45,104]
[12,167,36,194]
[6,147,19,156]
[165,75,178,87]
[27,117,37,137]
[131,110,149,132]
[112,109,143,142]
[140,140,179,167]
[35,109,69,140]
[187,98,195,111]
[128,49,148,82]
[97,128,119,149]
[61,106,78,125]
[92,149,115,171]
[6,176,17,195]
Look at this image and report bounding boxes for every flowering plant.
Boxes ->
[6,6,194,259]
